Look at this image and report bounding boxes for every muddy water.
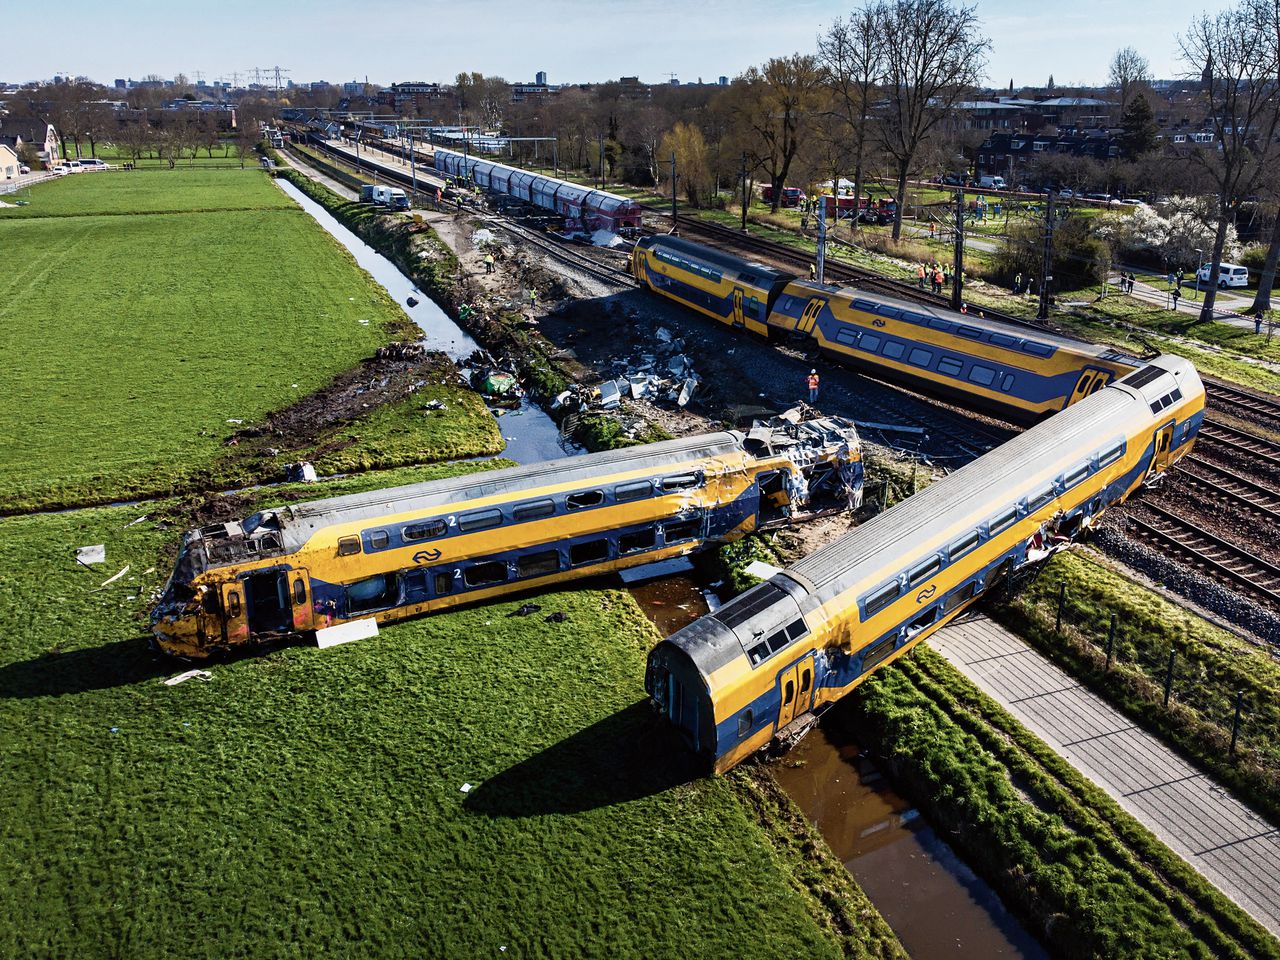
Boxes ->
[277,180,572,464]
[631,577,1046,960]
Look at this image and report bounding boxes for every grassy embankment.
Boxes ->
[0,465,905,960]
[991,548,1280,828]
[0,169,499,513]
[853,645,1280,960]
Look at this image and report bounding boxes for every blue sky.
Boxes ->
[6,0,1229,89]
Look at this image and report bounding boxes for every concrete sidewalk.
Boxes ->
[932,613,1280,936]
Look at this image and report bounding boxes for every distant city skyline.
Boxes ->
[5,0,1233,92]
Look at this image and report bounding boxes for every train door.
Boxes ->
[776,662,800,728]
[289,569,313,632]
[1067,367,1114,408]
[797,298,826,336]
[632,249,645,282]
[731,288,745,328]
[1151,422,1176,476]
[244,570,292,636]
[219,581,249,646]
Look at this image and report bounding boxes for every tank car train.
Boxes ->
[645,355,1203,773]
[151,421,862,658]
[632,235,1142,425]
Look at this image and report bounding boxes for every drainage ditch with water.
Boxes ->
[631,574,1046,960]
[278,179,572,465]
[283,178,1043,958]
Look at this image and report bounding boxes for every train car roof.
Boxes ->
[785,279,1142,364]
[264,431,745,550]
[786,355,1199,597]
[637,234,796,284]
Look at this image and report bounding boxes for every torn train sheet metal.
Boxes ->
[75,544,106,566]
[316,617,380,649]
[100,565,130,588]
[162,669,213,686]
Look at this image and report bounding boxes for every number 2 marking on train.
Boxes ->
[915,585,937,603]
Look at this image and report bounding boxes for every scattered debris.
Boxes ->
[162,669,213,687]
[472,228,495,246]
[285,462,318,483]
[744,559,784,580]
[316,617,379,649]
[544,611,569,623]
[589,229,626,248]
[508,603,542,617]
[122,515,149,529]
[75,544,106,566]
[100,565,131,588]
[225,419,243,425]
[406,296,419,308]
[423,398,447,411]
[460,782,474,794]
[855,420,928,436]
[618,556,696,583]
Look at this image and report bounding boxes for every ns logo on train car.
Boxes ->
[413,549,443,564]
[915,584,937,603]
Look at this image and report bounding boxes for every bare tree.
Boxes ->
[818,5,886,223]
[1108,46,1152,113]
[730,54,826,213]
[1179,2,1280,320]
[1247,0,1280,311]
[659,122,711,205]
[877,0,989,238]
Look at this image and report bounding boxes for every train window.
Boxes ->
[864,582,900,615]
[853,298,878,312]
[882,341,905,360]
[1027,487,1055,511]
[337,536,361,556]
[928,318,951,331]
[1021,342,1054,357]
[464,561,508,587]
[938,357,964,377]
[908,347,933,367]
[1063,464,1090,488]
[990,333,1018,348]
[906,606,938,636]
[293,579,306,605]
[516,550,559,578]
[737,710,754,738]
[785,619,809,642]
[615,480,652,502]
[433,572,453,596]
[988,508,1018,535]
[1120,366,1165,389]
[943,581,978,613]
[567,490,604,510]
[368,529,390,550]
[1170,387,1182,403]
[836,327,859,346]
[800,667,812,696]
[958,325,983,339]
[968,365,996,386]
[570,539,610,566]
[1098,442,1125,467]
[1000,374,1016,392]
[949,531,980,559]
[661,473,701,492]
[861,635,897,672]
[908,556,942,587]
[748,642,770,666]
[664,519,701,543]
[347,574,396,613]
[227,591,241,618]
[403,519,447,541]
[513,500,555,521]
[619,529,656,553]
[459,508,503,532]
[902,312,929,325]
[764,629,790,655]
[861,333,881,352]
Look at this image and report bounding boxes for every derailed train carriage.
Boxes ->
[151,420,862,658]
[433,148,644,233]
[646,356,1204,773]
[632,235,1142,425]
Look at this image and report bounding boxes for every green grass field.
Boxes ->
[0,170,429,511]
[0,467,869,959]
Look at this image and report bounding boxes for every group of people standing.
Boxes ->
[916,262,952,294]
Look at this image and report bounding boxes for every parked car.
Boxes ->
[18,164,30,175]
[78,158,109,170]
[977,175,1007,190]
[63,160,83,173]
[761,185,806,207]
[1198,262,1250,288]
[941,173,970,186]
[1057,188,1075,198]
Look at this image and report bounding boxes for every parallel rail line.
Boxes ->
[1174,456,1280,523]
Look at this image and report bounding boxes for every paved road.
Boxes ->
[932,612,1280,936]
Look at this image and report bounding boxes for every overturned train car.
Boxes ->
[646,356,1204,773]
[151,422,862,658]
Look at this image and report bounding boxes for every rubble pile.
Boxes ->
[588,326,701,411]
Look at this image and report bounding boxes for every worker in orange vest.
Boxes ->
[933,267,944,293]
[916,263,926,288]
[807,369,820,404]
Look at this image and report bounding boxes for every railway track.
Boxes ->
[489,216,636,290]
[1128,501,1280,607]
[1173,456,1280,522]
[1204,380,1280,425]
[1197,421,1280,467]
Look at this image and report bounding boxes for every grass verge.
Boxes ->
[990,548,1280,828]
[855,645,1280,960]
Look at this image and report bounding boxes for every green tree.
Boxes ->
[1119,93,1160,157]
[659,122,711,206]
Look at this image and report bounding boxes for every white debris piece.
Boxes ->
[590,229,625,248]
[225,419,243,425]
[75,544,106,566]
[744,559,784,580]
[472,228,494,246]
[459,782,473,794]
[162,669,213,687]
[316,618,380,649]
[618,556,695,583]
[100,565,131,587]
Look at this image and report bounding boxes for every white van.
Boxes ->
[1198,262,1249,288]
[977,175,1006,190]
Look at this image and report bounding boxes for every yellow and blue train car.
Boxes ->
[151,422,862,658]
[632,235,793,337]
[634,235,1143,426]
[646,355,1204,773]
